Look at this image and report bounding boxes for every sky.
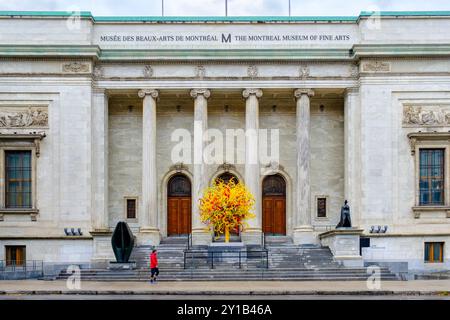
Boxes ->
[0,0,450,17]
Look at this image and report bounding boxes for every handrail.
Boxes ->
[187,233,192,250]
[261,231,266,249]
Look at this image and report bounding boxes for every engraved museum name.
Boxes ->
[99,33,350,43]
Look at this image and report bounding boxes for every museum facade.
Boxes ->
[0,11,449,273]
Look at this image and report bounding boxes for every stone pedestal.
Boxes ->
[319,228,364,267]
[208,242,246,266]
[90,230,114,268]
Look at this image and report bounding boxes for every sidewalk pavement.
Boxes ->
[0,280,450,296]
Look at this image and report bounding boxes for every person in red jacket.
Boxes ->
[150,249,159,283]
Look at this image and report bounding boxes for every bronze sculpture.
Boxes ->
[111,221,134,263]
[336,200,352,228]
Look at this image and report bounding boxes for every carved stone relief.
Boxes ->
[62,62,90,73]
[247,65,258,78]
[403,105,450,127]
[195,65,206,79]
[299,65,310,79]
[0,107,48,128]
[143,65,153,78]
[361,61,391,72]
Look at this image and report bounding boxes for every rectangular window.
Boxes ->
[419,149,444,206]
[5,151,32,208]
[317,197,327,218]
[126,199,136,219]
[424,242,444,263]
[5,246,26,266]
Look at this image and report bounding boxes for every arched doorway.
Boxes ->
[262,174,286,235]
[167,174,191,236]
[215,172,239,185]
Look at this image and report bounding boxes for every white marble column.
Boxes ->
[191,88,211,245]
[138,89,160,245]
[293,89,316,244]
[344,87,361,227]
[90,88,114,267]
[242,88,263,245]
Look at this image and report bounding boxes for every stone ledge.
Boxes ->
[412,206,450,219]
[319,228,364,240]
[0,208,39,221]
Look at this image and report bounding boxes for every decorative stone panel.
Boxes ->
[403,105,450,127]
[0,107,48,128]
[62,61,91,73]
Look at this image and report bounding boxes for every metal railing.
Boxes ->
[183,250,268,269]
[187,233,192,250]
[262,232,266,249]
[0,260,44,279]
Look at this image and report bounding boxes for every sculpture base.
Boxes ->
[107,261,137,270]
[208,242,246,265]
[319,228,364,267]
[90,229,114,268]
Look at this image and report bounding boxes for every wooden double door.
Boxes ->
[167,174,192,236]
[262,174,286,235]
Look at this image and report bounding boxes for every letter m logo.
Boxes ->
[222,33,231,43]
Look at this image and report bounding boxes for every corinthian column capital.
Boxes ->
[294,89,315,99]
[242,88,263,99]
[138,89,159,99]
[190,88,211,99]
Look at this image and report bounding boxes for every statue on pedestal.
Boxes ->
[336,200,352,228]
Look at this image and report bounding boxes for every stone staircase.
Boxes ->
[57,236,399,281]
[265,236,341,269]
[129,236,188,269]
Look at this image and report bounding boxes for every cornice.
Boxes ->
[99,49,353,61]
[352,44,450,58]
[0,45,100,59]
[2,45,450,61]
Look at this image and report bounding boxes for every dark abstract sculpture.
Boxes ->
[111,221,135,263]
[336,200,352,228]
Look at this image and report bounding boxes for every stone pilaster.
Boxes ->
[138,89,160,245]
[190,89,211,245]
[91,88,109,232]
[90,88,113,267]
[344,87,361,227]
[242,88,263,245]
[293,89,316,244]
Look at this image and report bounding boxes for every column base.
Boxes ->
[293,226,317,245]
[90,229,114,268]
[241,228,263,246]
[137,227,161,246]
[192,229,212,246]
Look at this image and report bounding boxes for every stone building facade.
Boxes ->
[0,11,449,273]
